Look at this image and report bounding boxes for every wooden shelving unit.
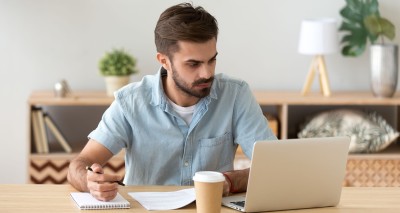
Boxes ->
[28,91,117,184]
[253,91,400,139]
[28,90,400,186]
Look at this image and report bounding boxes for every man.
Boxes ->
[67,2,276,201]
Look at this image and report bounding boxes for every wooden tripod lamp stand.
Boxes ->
[298,18,338,97]
[302,55,331,96]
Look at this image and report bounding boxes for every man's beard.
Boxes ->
[171,65,214,98]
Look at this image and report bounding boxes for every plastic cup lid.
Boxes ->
[193,171,225,183]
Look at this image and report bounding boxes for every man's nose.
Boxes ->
[199,65,212,79]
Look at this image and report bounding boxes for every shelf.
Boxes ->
[31,90,400,107]
[253,91,400,105]
[349,144,400,159]
[28,91,113,106]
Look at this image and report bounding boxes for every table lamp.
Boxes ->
[298,18,338,97]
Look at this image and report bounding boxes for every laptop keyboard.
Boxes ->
[231,201,245,207]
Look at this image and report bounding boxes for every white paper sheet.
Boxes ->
[128,188,196,210]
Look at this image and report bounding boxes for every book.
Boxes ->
[36,108,49,153]
[70,192,130,210]
[43,113,72,153]
[31,109,43,153]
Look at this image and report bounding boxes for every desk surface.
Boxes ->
[1,184,400,212]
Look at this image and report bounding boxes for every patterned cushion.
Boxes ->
[298,109,399,153]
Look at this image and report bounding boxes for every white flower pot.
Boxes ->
[104,76,130,97]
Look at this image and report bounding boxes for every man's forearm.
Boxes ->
[223,168,250,194]
[67,156,92,192]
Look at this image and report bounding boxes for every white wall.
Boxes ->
[0,0,399,183]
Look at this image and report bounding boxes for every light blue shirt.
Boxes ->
[88,68,277,186]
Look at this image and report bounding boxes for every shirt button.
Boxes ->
[184,161,189,167]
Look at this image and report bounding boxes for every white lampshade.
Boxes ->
[298,18,338,55]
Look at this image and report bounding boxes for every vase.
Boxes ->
[104,76,130,97]
[370,44,398,98]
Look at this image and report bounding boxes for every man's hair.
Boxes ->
[154,3,218,58]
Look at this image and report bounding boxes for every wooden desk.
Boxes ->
[1,185,400,212]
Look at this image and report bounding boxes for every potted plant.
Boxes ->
[99,48,138,96]
[339,0,397,97]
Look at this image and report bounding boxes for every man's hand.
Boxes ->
[222,168,250,196]
[86,163,123,201]
[67,139,117,200]
[223,179,231,196]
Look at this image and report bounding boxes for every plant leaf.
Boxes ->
[363,0,379,15]
[340,7,363,23]
[379,17,395,40]
[364,15,381,36]
[339,22,362,31]
[342,43,366,57]
[364,15,395,41]
[363,15,381,43]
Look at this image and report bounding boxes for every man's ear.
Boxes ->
[156,53,170,70]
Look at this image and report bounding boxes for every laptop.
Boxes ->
[222,136,350,212]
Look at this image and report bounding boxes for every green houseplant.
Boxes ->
[339,0,395,57]
[98,49,138,96]
[339,0,398,98]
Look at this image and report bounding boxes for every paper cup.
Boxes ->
[193,171,225,213]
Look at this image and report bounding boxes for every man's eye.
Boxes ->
[189,63,200,67]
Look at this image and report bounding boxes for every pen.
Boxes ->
[86,166,125,186]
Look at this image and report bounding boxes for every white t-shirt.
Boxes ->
[167,98,195,125]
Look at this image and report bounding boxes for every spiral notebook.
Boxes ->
[70,192,130,210]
